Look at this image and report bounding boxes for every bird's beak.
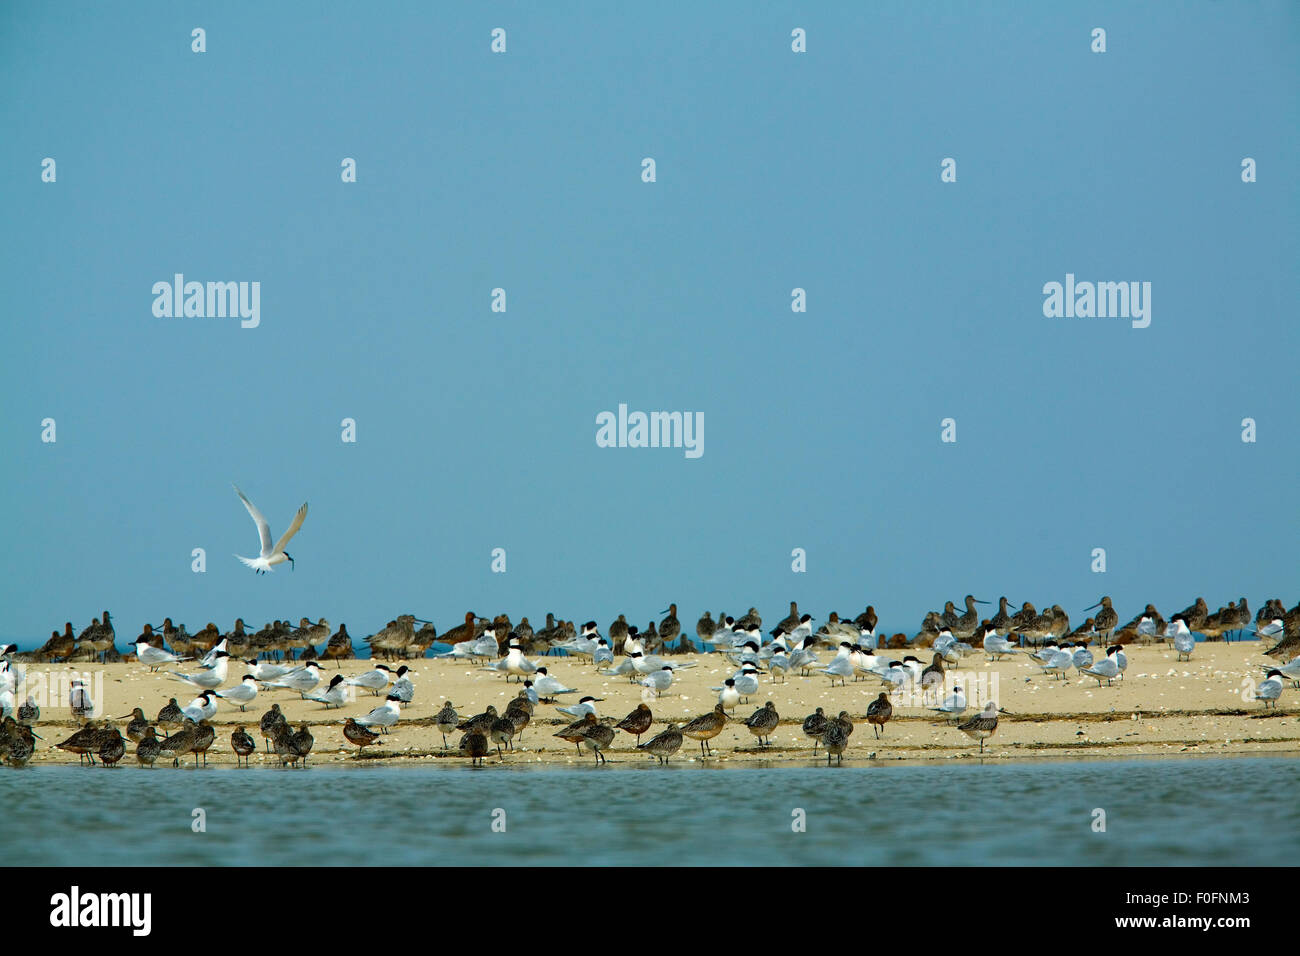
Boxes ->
[998,708,1012,715]
[976,600,989,605]
[1084,602,1100,611]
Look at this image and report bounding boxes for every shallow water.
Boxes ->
[3,757,1295,866]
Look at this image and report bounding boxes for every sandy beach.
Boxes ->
[13,640,1298,767]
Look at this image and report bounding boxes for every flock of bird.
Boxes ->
[2,593,1297,769]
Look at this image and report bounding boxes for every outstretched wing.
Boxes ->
[233,485,273,557]
[273,502,309,555]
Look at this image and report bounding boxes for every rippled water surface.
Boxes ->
[3,757,1296,865]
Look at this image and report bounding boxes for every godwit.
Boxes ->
[866,692,892,738]
[957,702,1007,753]
[988,597,1015,636]
[460,731,489,766]
[659,604,681,646]
[638,723,683,764]
[802,706,828,753]
[1172,597,1209,634]
[680,704,727,756]
[743,701,779,746]
[820,720,849,765]
[553,711,595,755]
[231,725,257,765]
[953,596,988,638]
[853,605,879,634]
[434,702,459,748]
[580,718,616,764]
[135,727,162,768]
[616,703,654,745]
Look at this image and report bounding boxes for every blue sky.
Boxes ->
[1,2,1296,649]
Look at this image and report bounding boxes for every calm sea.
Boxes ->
[2,757,1295,866]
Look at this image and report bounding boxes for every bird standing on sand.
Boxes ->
[304,674,347,709]
[321,624,356,666]
[344,665,393,697]
[343,717,381,753]
[156,698,184,733]
[231,726,256,765]
[505,695,533,740]
[715,678,741,712]
[1081,648,1121,687]
[638,723,683,764]
[982,628,1020,661]
[553,711,596,754]
[803,707,829,753]
[1085,596,1119,643]
[696,612,716,645]
[820,720,849,765]
[290,724,314,765]
[457,706,499,749]
[490,714,517,755]
[261,660,323,697]
[82,611,117,663]
[1171,621,1196,661]
[919,653,946,702]
[866,693,893,738]
[168,651,230,690]
[214,674,259,711]
[681,704,727,757]
[581,718,616,764]
[390,671,416,707]
[929,685,967,723]
[957,702,1008,753]
[192,720,216,766]
[640,665,676,698]
[460,731,489,766]
[616,703,653,746]
[159,720,199,766]
[355,695,402,733]
[135,727,162,768]
[557,696,601,721]
[260,703,287,751]
[69,680,93,723]
[819,643,855,687]
[743,701,779,746]
[1255,670,1284,709]
[131,634,189,671]
[271,725,300,767]
[659,604,681,648]
[57,723,102,765]
[435,701,459,749]
[182,692,218,723]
